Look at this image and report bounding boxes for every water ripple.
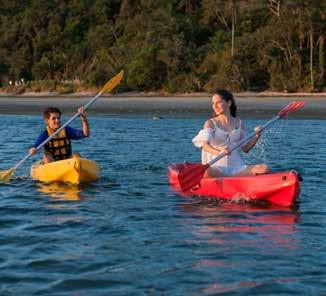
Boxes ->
[0,115,325,295]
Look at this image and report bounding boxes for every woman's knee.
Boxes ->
[253,164,270,175]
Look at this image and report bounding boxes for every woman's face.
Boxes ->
[212,94,230,116]
[46,112,61,130]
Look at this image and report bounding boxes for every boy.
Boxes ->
[29,107,90,163]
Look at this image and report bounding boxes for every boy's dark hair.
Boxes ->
[43,107,62,119]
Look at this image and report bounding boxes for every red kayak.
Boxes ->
[168,163,301,207]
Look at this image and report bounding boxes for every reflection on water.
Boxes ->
[181,201,301,294]
[36,182,82,200]
[195,277,298,295]
[181,201,299,248]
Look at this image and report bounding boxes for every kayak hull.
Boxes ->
[168,163,301,207]
[31,156,100,184]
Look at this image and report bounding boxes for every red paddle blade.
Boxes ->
[278,101,306,118]
[178,163,209,191]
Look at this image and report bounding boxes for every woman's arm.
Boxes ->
[202,120,230,156]
[241,125,262,153]
[202,142,230,156]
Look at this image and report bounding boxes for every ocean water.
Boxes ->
[0,113,325,295]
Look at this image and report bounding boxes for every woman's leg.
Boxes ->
[205,166,227,178]
[235,164,270,176]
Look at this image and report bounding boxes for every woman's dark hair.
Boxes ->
[213,89,237,117]
[43,107,62,119]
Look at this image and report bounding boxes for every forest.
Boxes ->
[0,0,324,93]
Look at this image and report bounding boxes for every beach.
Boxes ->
[0,93,325,118]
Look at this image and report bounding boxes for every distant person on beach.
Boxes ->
[192,89,269,177]
[29,107,90,163]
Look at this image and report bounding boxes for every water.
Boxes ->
[0,113,325,295]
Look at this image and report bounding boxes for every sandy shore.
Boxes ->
[0,93,325,118]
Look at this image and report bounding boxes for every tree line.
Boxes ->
[0,0,324,93]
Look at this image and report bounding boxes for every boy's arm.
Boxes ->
[66,126,86,140]
[29,131,48,155]
[78,107,90,137]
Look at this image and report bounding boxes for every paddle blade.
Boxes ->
[100,70,124,94]
[278,101,306,118]
[178,163,209,192]
[0,168,15,183]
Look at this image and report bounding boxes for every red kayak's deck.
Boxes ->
[168,163,301,207]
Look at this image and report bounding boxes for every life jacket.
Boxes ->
[44,127,72,161]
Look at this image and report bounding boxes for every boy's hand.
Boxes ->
[78,107,90,137]
[78,107,87,121]
[29,147,37,155]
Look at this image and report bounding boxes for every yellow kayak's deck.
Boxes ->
[31,157,99,184]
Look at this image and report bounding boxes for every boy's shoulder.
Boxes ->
[65,125,77,133]
[39,129,48,136]
[65,126,84,139]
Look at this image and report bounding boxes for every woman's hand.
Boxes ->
[217,145,231,156]
[202,142,231,157]
[254,125,263,139]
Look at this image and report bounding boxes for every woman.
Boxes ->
[192,89,269,178]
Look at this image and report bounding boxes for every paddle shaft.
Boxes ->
[13,89,105,171]
[208,115,281,167]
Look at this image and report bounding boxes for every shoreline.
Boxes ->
[0,90,326,98]
[0,94,325,119]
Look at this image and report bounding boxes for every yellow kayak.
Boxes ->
[31,156,100,184]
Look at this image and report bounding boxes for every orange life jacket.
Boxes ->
[44,127,72,161]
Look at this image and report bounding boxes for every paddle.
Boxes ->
[0,70,124,182]
[178,101,306,192]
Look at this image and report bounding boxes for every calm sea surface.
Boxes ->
[0,112,325,295]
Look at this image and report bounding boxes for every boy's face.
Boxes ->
[46,112,61,130]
